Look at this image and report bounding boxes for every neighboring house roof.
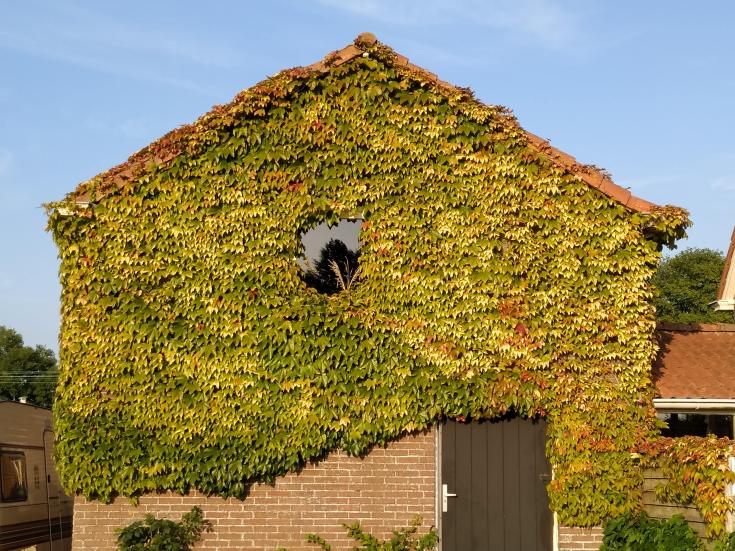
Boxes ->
[713,226,735,310]
[0,400,50,410]
[652,323,735,399]
[66,32,657,214]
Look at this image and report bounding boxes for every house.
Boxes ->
[47,34,690,551]
[713,227,735,312]
[645,236,735,540]
[653,323,735,436]
[653,226,735,435]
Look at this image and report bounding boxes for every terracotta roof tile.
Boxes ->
[64,33,672,216]
[652,323,735,399]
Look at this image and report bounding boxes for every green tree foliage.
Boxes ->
[302,238,360,295]
[652,248,731,324]
[0,326,57,407]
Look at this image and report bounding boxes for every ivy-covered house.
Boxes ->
[48,34,692,551]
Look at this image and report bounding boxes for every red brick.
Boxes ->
[71,430,436,550]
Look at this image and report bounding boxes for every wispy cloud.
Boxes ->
[314,0,580,48]
[390,38,479,67]
[0,2,239,97]
[119,118,155,140]
[0,148,12,175]
[0,271,11,291]
[711,176,735,192]
[85,116,157,141]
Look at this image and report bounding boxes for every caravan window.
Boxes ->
[0,452,28,502]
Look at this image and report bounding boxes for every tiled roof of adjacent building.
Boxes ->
[652,323,735,399]
[67,33,660,214]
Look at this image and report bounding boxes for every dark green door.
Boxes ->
[441,418,552,551]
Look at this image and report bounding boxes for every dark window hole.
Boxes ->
[299,218,362,295]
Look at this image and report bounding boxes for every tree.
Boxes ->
[302,239,360,295]
[652,248,731,324]
[0,326,58,407]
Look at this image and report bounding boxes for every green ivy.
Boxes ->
[47,38,689,527]
[639,436,735,539]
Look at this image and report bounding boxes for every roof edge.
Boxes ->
[656,322,735,333]
[65,32,669,216]
[654,398,735,408]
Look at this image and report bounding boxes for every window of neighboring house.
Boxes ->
[298,217,362,295]
[0,452,28,502]
[657,413,733,439]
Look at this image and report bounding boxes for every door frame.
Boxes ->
[435,422,560,551]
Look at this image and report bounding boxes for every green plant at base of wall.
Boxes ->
[294,517,437,551]
[601,511,703,551]
[47,37,691,528]
[116,507,211,551]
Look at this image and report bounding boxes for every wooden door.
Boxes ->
[441,418,552,551]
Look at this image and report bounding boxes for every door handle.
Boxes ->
[442,483,457,512]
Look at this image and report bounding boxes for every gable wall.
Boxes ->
[50,46,688,537]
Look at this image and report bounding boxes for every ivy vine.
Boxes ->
[48,37,690,528]
[639,436,735,539]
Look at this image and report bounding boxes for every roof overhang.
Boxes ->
[711,298,735,311]
[654,398,735,414]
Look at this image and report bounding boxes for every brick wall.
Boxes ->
[71,430,436,550]
[558,526,603,551]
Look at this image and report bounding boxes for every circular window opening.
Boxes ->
[299,217,362,295]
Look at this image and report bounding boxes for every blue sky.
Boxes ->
[1,1,733,351]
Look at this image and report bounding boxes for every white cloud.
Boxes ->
[84,116,157,141]
[0,149,12,174]
[711,176,735,192]
[46,2,238,69]
[119,118,155,140]
[0,2,239,97]
[314,0,579,48]
[0,271,11,290]
[390,38,479,67]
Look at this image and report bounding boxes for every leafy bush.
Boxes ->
[715,532,735,551]
[282,517,437,551]
[601,512,703,551]
[116,506,211,551]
